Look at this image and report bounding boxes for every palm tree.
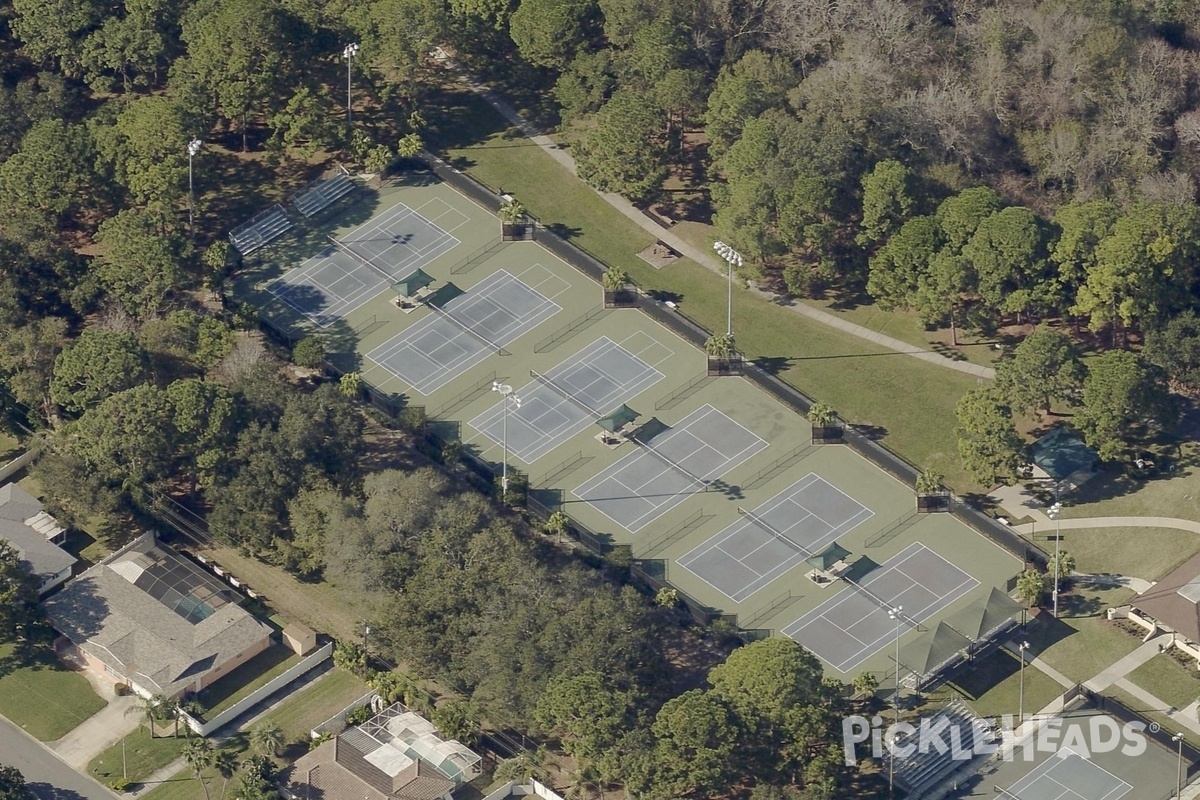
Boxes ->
[249,722,285,757]
[498,199,526,224]
[544,511,570,543]
[126,694,176,739]
[915,469,944,495]
[808,402,836,427]
[183,738,214,800]
[212,749,238,800]
[601,266,628,292]
[493,747,551,784]
[704,332,734,360]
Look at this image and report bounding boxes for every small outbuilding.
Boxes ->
[283,622,317,656]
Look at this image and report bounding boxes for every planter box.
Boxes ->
[917,493,951,513]
[706,356,743,376]
[603,289,638,308]
[501,222,529,241]
[812,424,844,444]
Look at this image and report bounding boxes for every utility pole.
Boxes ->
[1048,499,1063,618]
[713,241,744,340]
[187,138,202,239]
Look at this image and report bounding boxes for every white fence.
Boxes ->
[181,642,333,735]
[310,691,376,738]
[482,780,564,800]
[0,449,37,483]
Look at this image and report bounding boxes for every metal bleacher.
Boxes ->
[892,697,996,798]
[228,204,293,256]
[291,172,357,218]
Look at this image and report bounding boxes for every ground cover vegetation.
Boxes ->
[0,0,1190,797]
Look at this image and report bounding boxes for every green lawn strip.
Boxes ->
[0,642,107,741]
[255,667,369,744]
[1021,526,1200,583]
[0,431,19,462]
[927,649,1064,722]
[90,727,190,784]
[195,646,303,721]
[1103,685,1200,751]
[1126,655,1200,711]
[1064,444,1200,523]
[1020,585,1140,684]
[426,88,983,490]
[139,765,221,800]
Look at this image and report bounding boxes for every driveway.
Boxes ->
[51,692,137,770]
[0,713,116,800]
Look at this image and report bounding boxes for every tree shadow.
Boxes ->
[28,783,92,800]
[542,222,581,240]
[752,356,792,375]
[851,424,888,441]
[646,289,682,304]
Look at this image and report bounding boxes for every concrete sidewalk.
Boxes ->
[1005,640,1074,688]
[1085,634,1171,692]
[433,48,996,382]
[1015,516,1200,536]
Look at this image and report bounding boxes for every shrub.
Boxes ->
[346,704,373,725]
[114,683,130,697]
[292,336,325,369]
[108,778,132,792]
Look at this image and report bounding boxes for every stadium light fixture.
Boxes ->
[187,138,202,239]
[343,43,360,127]
[492,382,521,497]
[713,241,743,339]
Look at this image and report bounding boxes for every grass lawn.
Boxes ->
[1104,685,1200,750]
[1020,584,1141,684]
[928,648,1064,721]
[0,642,107,741]
[1022,526,1200,582]
[194,645,302,721]
[0,431,19,462]
[1064,441,1200,523]
[255,667,368,743]
[1127,655,1200,711]
[425,86,985,490]
[89,727,190,784]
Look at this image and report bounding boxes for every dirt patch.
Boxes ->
[637,241,680,269]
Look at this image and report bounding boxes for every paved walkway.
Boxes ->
[432,48,996,382]
[1015,516,1200,535]
[1114,678,1200,734]
[1005,639,1074,688]
[1085,634,1171,692]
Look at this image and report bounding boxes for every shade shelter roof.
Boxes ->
[945,587,1023,641]
[806,542,850,571]
[393,269,434,297]
[1030,426,1098,481]
[898,621,971,677]
[596,405,639,433]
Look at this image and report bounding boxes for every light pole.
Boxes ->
[1018,640,1030,724]
[492,381,520,497]
[1048,500,1062,618]
[713,241,743,339]
[1173,731,1184,798]
[889,604,903,797]
[187,138,202,239]
[343,43,360,128]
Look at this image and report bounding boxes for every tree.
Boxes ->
[650,690,739,798]
[993,327,1085,417]
[92,95,200,213]
[1144,311,1200,395]
[953,388,1023,486]
[544,510,570,542]
[601,265,628,291]
[70,383,177,483]
[493,748,551,784]
[1047,551,1076,586]
[183,738,215,800]
[961,206,1052,318]
[249,721,284,756]
[0,542,39,641]
[866,215,941,312]
[1076,351,1172,461]
[10,0,103,78]
[430,700,480,745]
[338,372,363,398]
[211,749,238,800]
[535,672,632,764]
[292,336,324,369]
[575,88,667,202]
[0,316,68,420]
[126,694,178,738]
[704,50,795,158]
[0,766,35,800]
[509,0,594,69]
[935,187,1002,253]
[1016,569,1048,608]
[267,86,339,157]
[78,0,178,92]
[498,198,526,224]
[94,209,187,318]
[344,0,446,94]
[166,379,236,489]
[0,119,96,224]
[236,755,276,800]
[50,329,146,413]
[915,470,943,495]
[857,160,916,247]
[704,333,735,360]
[1050,200,1119,309]
[807,402,835,427]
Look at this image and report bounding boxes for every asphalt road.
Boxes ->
[0,715,115,800]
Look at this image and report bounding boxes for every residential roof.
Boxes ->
[0,484,75,586]
[1030,426,1098,481]
[1132,551,1200,642]
[43,534,271,696]
[282,734,455,800]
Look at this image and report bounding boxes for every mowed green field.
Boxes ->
[0,642,107,741]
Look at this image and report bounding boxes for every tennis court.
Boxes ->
[573,405,768,533]
[266,199,463,327]
[367,268,565,394]
[468,335,671,463]
[676,474,874,602]
[782,542,978,673]
[1000,750,1131,800]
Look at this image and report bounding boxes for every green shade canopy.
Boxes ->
[597,404,639,433]
[392,268,435,297]
[1030,426,1098,480]
[806,542,850,571]
[945,587,1023,641]
[898,621,971,677]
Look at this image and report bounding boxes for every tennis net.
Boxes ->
[737,506,812,557]
[627,430,711,492]
[841,573,908,622]
[326,234,395,284]
[428,301,506,355]
[529,369,605,417]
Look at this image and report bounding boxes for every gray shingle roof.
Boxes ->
[0,484,76,587]
[43,535,271,697]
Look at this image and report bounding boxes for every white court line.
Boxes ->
[416,197,472,233]
[515,264,573,300]
[1006,750,1131,800]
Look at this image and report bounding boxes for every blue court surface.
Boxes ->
[367,269,562,395]
[267,200,462,327]
[676,474,873,602]
[469,335,669,463]
[1001,751,1132,800]
[782,542,978,673]
[572,405,768,533]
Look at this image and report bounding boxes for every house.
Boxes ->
[43,532,272,699]
[281,703,482,800]
[0,483,76,595]
[1129,552,1200,646]
[482,781,564,800]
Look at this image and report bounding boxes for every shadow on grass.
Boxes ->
[944,650,1021,702]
